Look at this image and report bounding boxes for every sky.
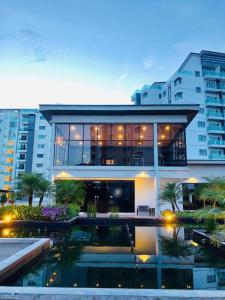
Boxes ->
[1,0,225,108]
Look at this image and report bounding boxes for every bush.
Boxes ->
[13,205,42,220]
[0,206,14,219]
[41,207,68,221]
[87,203,96,218]
[109,206,119,218]
[67,204,80,219]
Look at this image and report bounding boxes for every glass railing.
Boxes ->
[206,111,223,118]
[203,71,219,77]
[208,140,225,146]
[205,98,223,105]
[209,153,225,160]
[207,125,224,131]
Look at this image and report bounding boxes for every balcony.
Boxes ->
[209,153,225,160]
[19,127,29,132]
[208,140,225,147]
[203,70,220,79]
[206,111,224,119]
[207,125,225,133]
[205,98,223,106]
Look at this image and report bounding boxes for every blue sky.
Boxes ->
[1,0,225,108]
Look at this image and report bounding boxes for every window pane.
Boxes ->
[54,140,69,166]
[68,141,83,165]
[55,124,69,140]
[97,124,111,140]
[84,124,98,140]
[157,124,171,141]
[70,124,83,140]
[112,124,125,140]
[126,124,140,140]
[139,141,154,166]
[83,141,94,165]
[140,124,153,140]
[170,124,183,139]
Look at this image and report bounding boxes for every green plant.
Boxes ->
[87,202,96,218]
[0,206,14,219]
[36,177,54,207]
[55,180,85,208]
[13,205,42,220]
[161,181,182,213]
[67,204,80,219]
[9,193,16,205]
[16,173,42,206]
[0,194,7,207]
[109,206,119,218]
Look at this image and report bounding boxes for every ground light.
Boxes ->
[163,211,175,222]
[2,214,13,223]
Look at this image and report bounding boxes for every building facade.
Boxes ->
[0,109,51,192]
[132,50,225,161]
[39,103,225,215]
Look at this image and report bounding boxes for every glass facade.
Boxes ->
[157,124,186,166]
[54,123,154,166]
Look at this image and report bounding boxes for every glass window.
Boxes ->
[69,124,83,140]
[54,123,154,166]
[68,141,83,165]
[158,124,186,166]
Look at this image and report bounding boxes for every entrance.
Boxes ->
[83,180,135,213]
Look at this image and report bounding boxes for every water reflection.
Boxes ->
[3,225,225,289]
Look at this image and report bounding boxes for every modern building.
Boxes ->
[132,50,225,161]
[40,103,225,215]
[0,109,51,192]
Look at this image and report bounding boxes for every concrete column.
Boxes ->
[153,123,161,216]
[153,123,158,168]
[49,122,55,182]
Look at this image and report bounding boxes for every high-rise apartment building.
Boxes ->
[0,109,51,192]
[132,50,225,161]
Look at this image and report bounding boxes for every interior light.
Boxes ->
[118,134,123,139]
[118,126,123,131]
[75,134,80,139]
[161,134,165,139]
[118,142,122,145]
[2,228,10,237]
[142,126,147,131]
[96,283,100,287]
[70,125,76,131]
[99,142,102,146]
[74,283,78,287]
[165,126,170,131]
[118,284,122,288]
[140,135,144,139]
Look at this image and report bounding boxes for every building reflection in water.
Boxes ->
[4,225,225,289]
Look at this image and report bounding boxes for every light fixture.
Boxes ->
[165,126,170,131]
[70,125,76,131]
[157,142,161,145]
[2,228,10,237]
[118,134,123,139]
[161,134,165,139]
[118,284,122,288]
[138,142,142,145]
[118,141,122,145]
[118,126,123,131]
[79,142,83,145]
[140,135,144,139]
[3,215,12,223]
[75,134,80,139]
[96,283,100,287]
[74,283,78,287]
[99,141,102,146]
[142,126,147,131]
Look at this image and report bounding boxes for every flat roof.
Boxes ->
[39,104,199,124]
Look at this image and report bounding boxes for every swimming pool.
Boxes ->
[2,224,225,289]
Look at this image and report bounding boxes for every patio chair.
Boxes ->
[137,205,150,216]
[149,208,155,216]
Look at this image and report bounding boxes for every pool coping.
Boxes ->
[0,238,51,282]
[0,287,225,299]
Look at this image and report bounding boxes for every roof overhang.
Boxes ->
[39,104,199,125]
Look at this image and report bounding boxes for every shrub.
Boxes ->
[109,206,119,218]
[13,205,42,220]
[41,207,68,221]
[67,204,80,219]
[87,203,96,218]
[0,206,14,219]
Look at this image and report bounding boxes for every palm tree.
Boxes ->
[55,180,85,208]
[37,176,54,207]
[161,181,182,213]
[200,176,225,208]
[16,173,41,206]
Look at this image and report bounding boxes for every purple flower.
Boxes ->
[41,207,67,221]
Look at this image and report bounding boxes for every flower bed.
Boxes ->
[0,205,78,222]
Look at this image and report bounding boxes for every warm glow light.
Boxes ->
[99,141,102,146]
[157,142,161,145]
[165,126,170,131]
[140,135,144,139]
[118,141,122,145]
[187,177,199,183]
[118,134,123,139]
[118,284,122,288]
[2,229,10,237]
[96,283,100,287]
[161,134,165,139]
[138,142,142,145]
[49,278,54,283]
[165,224,174,232]
[138,254,151,263]
[53,272,57,276]
[3,215,12,223]
[118,126,123,131]
[191,241,199,247]
[142,126,147,131]
[95,126,98,131]
[163,211,175,222]
[70,125,76,131]
[75,134,80,139]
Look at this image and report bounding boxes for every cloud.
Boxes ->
[143,56,154,69]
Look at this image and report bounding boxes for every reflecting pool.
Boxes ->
[2,224,225,289]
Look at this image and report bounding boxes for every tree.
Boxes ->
[16,173,41,206]
[0,194,7,207]
[161,181,182,213]
[36,177,54,207]
[200,176,225,208]
[55,180,85,208]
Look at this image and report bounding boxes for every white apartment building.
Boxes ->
[132,50,225,161]
[0,109,51,192]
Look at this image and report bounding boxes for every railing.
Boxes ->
[203,71,220,77]
[206,111,223,118]
[208,140,225,146]
[209,153,225,160]
[205,98,223,105]
[207,125,225,131]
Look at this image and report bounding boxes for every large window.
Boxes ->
[54,123,154,166]
[158,124,186,166]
